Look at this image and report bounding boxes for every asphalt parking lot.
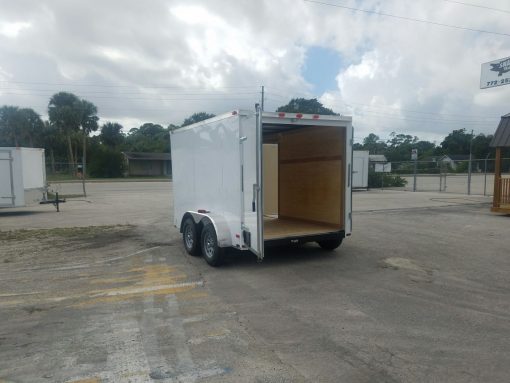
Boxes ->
[1,182,509,382]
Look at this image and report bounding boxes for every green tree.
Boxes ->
[78,99,99,196]
[100,122,125,148]
[276,98,337,115]
[0,106,22,146]
[48,92,82,170]
[472,133,494,159]
[440,129,472,155]
[124,123,170,153]
[0,106,44,147]
[40,121,64,174]
[362,133,387,154]
[181,112,215,127]
[18,108,44,147]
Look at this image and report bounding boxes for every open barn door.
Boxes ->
[240,108,264,259]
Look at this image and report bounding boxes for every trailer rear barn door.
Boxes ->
[0,150,14,207]
[240,111,264,258]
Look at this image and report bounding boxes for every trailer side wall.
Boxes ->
[171,115,242,245]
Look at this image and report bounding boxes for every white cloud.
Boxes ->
[0,21,30,37]
[0,0,508,141]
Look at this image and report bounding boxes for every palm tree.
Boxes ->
[18,108,44,147]
[78,99,99,196]
[48,92,81,172]
[0,105,21,146]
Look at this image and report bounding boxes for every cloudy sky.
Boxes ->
[1,0,509,143]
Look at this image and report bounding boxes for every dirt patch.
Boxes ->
[0,225,138,265]
[0,225,132,241]
[380,257,433,274]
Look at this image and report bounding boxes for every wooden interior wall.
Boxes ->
[263,144,278,215]
[278,126,345,227]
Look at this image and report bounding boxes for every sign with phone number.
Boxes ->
[480,56,510,89]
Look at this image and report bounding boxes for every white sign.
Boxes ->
[375,163,391,173]
[480,56,510,89]
[411,149,418,160]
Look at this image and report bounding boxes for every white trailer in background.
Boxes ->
[171,109,353,266]
[0,147,46,208]
[352,150,369,189]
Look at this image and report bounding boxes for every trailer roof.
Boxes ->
[171,109,353,135]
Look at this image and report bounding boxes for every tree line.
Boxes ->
[0,94,505,178]
[0,91,215,177]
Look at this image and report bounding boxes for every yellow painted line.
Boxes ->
[68,378,101,383]
[90,281,204,297]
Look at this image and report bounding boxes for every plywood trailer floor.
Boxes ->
[263,216,339,240]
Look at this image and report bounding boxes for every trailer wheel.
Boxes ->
[182,217,201,256]
[317,238,343,251]
[201,223,223,267]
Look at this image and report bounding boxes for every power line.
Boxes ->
[0,87,261,97]
[0,80,260,90]
[349,109,494,126]
[343,101,499,121]
[0,91,259,102]
[304,0,510,37]
[442,0,510,14]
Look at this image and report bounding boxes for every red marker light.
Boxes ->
[296,113,303,119]
[232,111,238,115]
[197,209,209,213]
[278,112,285,118]
[313,114,320,119]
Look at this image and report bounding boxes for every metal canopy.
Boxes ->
[490,113,510,148]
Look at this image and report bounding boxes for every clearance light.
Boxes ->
[296,113,303,119]
[313,114,320,119]
[232,111,238,115]
[278,112,285,118]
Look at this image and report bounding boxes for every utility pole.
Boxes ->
[261,85,265,111]
[468,129,474,195]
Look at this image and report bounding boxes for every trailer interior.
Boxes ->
[262,124,346,242]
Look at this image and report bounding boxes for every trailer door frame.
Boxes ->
[240,109,264,259]
[0,149,15,207]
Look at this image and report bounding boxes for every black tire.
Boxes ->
[201,223,223,267]
[182,217,201,256]
[317,238,343,251]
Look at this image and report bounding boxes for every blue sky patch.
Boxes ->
[302,46,343,94]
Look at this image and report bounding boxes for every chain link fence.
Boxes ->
[46,162,87,197]
[372,158,510,196]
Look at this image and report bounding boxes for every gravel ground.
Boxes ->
[0,182,508,383]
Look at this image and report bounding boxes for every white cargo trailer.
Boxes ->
[352,150,369,189]
[171,109,353,266]
[0,147,46,208]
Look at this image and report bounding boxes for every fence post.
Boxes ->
[467,157,472,195]
[484,153,490,196]
[413,159,417,192]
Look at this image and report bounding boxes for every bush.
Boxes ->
[88,147,125,178]
[368,171,407,188]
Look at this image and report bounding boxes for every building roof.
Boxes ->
[123,152,171,161]
[441,154,470,161]
[369,154,388,162]
[490,113,510,148]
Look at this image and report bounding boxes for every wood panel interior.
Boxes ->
[262,125,345,240]
[263,144,278,215]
